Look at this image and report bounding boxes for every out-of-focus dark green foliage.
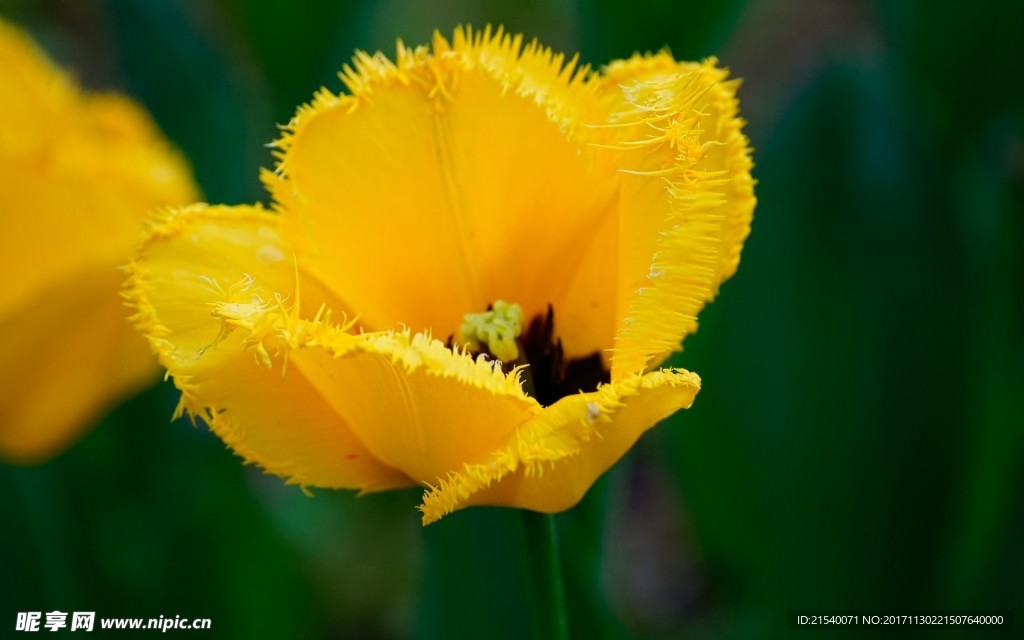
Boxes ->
[1,1,1020,638]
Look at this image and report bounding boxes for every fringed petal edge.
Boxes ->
[601,56,755,377]
[263,24,600,194]
[418,368,700,524]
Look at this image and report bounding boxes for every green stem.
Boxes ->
[522,511,569,640]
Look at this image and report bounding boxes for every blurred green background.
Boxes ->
[1,0,1021,638]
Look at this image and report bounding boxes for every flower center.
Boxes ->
[456,300,524,362]
[455,301,610,406]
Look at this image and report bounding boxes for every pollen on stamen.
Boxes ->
[456,300,524,363]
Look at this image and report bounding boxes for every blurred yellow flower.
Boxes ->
[0,19,198,462]
[125,27,754,523]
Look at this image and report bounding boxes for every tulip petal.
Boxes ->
[0,20,197,321]
[0,17,199,462]
[585,55,755,377]
[284,330,542,485]
[0,18,74,145]
[266,26,617,349]
[0,136,193,318]
[419,368,700,523]
[0,267,155,462]
[120,30,752,525]
[126,205,411,492]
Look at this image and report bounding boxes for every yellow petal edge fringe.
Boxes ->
[0,18,198,462]
[125,26,755,524]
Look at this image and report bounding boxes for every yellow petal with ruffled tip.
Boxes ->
[419,368,700,523]
[0,18,198,462]
[265,26,618,359]
[125,205,411,492]
[127,28,754,523]
[284,331,542,484]
[126,205,704,517]
[583,54,755,378]
[577,54,761,376]
[127,205,549,489]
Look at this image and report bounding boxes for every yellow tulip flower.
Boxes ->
[0,18,198,462]
[125,27,754,523]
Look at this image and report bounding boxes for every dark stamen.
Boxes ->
[456,303,610,405]
[517,305,610,406]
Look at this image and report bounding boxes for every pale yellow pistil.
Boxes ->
[457,300,524,362]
